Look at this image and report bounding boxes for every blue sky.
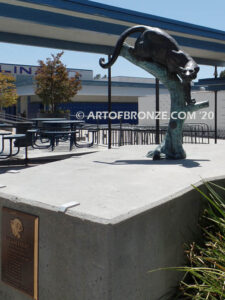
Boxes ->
[1,0,225,79]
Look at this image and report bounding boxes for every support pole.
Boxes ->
[155,78,160,144]
[214,90,218,144]
[108,55,112,149]
[214,66,218,144]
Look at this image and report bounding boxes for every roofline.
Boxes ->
[1,0,225,66]
[1,31,225,67]
[16,78,202,91]
[19,0,225,41]
[0,62,93,72]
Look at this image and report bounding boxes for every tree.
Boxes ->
[94,74,101,79]
[35,51,82,113]
[220,70,225,78]
[0,73,18,111]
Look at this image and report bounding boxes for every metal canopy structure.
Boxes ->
[1,0,225,66]
[196,78,225,91]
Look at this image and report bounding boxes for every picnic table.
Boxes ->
[41,120,92,150]
[30,118,67,128]
[0,123,31,162]
[0,123,14,129]
[0,134,28,162]
[42,120,84,129]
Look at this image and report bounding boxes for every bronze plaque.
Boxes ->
[1,207,39,300]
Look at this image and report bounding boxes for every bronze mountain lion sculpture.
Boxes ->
[99,25,199,105]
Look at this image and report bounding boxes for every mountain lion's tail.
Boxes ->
[99,25,150,69]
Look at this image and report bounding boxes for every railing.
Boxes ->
[80,123,210,146]
[216,130,225,139]
[183,123,210,144]
[0,112,29,124]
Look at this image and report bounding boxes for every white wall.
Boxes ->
[138,90,225,131]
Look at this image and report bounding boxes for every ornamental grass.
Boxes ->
[176,181,225,299]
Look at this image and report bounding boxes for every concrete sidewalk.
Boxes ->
[0,135,108,167]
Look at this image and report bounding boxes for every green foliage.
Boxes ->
[0,73,18,110]
[220,70,225,78]
[177,182,225,299]
[35,51,82,113]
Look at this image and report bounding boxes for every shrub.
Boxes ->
[176,182,225,299]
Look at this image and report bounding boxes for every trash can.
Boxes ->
[14,122,33,147]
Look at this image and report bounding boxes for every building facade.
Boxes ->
[1,63,169,124]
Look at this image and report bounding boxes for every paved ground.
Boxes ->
[0,142,225,223]
[0,133,107,169]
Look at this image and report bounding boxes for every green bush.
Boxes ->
[176,182,225,299]
[220,70,225,78]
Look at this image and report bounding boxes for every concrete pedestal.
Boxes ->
[0,145,224,300]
